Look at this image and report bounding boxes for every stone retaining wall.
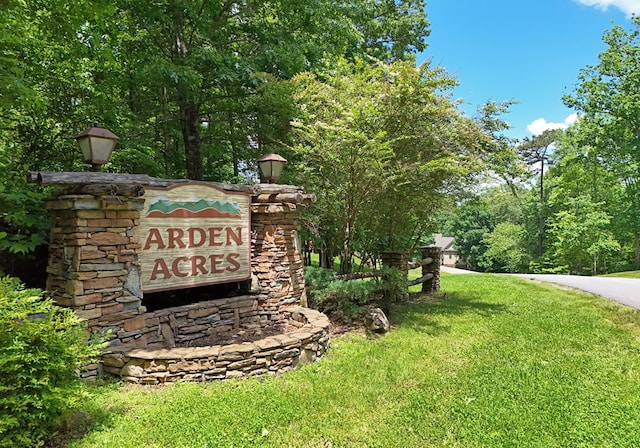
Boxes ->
[109,294,261,353]
[102,306,330,384]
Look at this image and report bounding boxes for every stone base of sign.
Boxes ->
[102,306,330,384]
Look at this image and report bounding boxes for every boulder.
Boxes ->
[364,307,390,334]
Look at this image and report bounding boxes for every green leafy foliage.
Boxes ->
[482,222,530,273]
[378,266,407,313]
[304,265,408,319]
[304,266,376,321]
[0,277,107,448]
[563,17,640,268]
[316,279,376,322]
[549,197,620,275]
[0,178,49,256]
[0,148,51,283]
[287,58,489,274]
[444,199,495,271]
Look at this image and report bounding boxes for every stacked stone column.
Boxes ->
[250,196,306,325]
[380,251,409,274]
[45,189,146,376]
[421,245,442,292]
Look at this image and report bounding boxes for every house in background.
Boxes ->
[433,233,462,267]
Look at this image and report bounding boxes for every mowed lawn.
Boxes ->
[67,274,640,447]
[602,270,640,279]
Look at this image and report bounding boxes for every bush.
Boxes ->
[316,279,376,321]
[304,266,336,293]
[304,266,378,321]
[0,277,106,448]
[377,267,407,313]
[304,266,409,321]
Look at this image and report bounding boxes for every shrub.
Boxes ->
[377,267,407,313]
[305,266,410,321]
[315,279,376,321]
[304,266,378,321]
[0,277,106,448]
[304,266,337,308]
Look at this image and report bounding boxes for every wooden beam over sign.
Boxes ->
[27,171,254,193]
[27,171,151,185]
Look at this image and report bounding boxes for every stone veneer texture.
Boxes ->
[102,306,330,383]
[42,182,325,381]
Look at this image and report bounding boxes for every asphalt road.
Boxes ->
[440,266,640,309]
[511,274,640,310]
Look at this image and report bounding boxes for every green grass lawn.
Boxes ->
[601,270,640,279]
[63,274,640,447]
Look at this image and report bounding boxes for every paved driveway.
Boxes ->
[512,274,640,310]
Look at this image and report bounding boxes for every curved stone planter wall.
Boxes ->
[102,306,330,384]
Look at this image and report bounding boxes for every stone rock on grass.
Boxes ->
[364,307,390,334]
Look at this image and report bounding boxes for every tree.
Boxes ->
[517,129,560,257]
[0,0,434,283]
[286,58,488,273]
[563,17,640,267]
[2,0,431,182]
[549,197,620,274]
[287,61,394,273]
[345,0,430,61]
[444,199,495,271]
[482,222,530,273]
[473,100,524,190]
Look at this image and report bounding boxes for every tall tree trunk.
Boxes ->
[538,159,545,258]
[228,106,239,178]
[161,86,172,177]
[320,244,334,270]
[178,98,202,180]
[171,4,202,180]
[340,222,353,274]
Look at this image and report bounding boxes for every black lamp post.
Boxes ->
[75,126,119,172]
[257,153,287,183]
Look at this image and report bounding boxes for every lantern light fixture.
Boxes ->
[75,125,119,172]
[257,153,287,184]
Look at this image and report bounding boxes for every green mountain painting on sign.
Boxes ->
[147,198,241,219]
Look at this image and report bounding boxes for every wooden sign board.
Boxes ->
[139,182,251,293]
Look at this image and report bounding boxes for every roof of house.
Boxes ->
[433,233,456,251]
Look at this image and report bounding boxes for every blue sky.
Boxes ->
[417,0,640,140]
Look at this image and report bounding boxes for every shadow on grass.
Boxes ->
[391,291,509,337]
[45,382,129,448]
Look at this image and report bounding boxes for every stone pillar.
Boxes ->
[421,245,441,292]
[251,191,306,325]
[380,251,409,299]
[380,251,409,274]
[45,190,147,376]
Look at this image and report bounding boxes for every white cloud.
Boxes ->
[527,113,579,135]
[574,0,640,17]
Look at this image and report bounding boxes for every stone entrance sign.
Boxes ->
[27,171,325,382]
[139,182,251,292]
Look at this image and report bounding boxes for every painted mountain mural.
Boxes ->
[147,198,241,219]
